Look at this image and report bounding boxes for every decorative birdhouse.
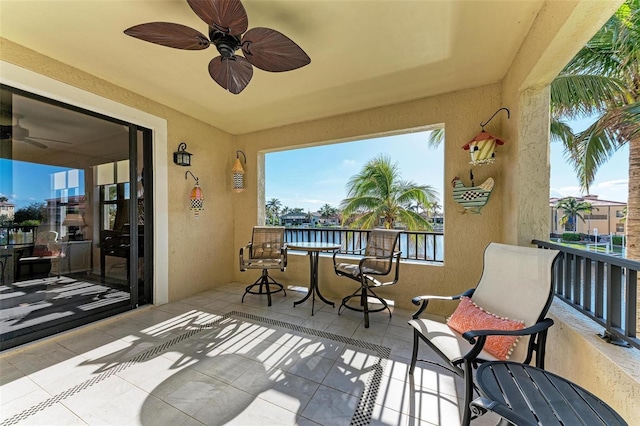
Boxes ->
[462,107,509,166]
[462,132,505,166]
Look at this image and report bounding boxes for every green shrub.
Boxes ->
[562,233,581,242]
[19,219,40,227]
[612,235,625,246]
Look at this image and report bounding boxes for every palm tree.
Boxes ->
[266,198,281,225]
[340,154,439,230]
[550,0,639,259]
[319,204,338,219]
[555,197,592,232]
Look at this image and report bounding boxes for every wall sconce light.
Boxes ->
[232,150,247,193]
[173,142,192,166]
[185,171,204,218]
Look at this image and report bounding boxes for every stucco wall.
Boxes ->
[546,301,640,423]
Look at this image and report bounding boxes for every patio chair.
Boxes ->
[408,242,560,426]
[240,226,287,306]
[333,229,401,328]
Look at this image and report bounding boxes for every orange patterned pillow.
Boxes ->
[447,296,525,360]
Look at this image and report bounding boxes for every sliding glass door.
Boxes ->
[0,84,153,350]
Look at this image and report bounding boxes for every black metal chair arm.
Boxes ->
[458,318,555,363]
[332,247,365,263]
[411,288,475,319]
[280,246,288,270]
[462,318,555,343]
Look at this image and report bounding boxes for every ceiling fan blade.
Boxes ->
[28,136,73,145]
[21,138,48,149]
[208,55,253,94]
[124,22,210,50]
[241,27,310,72]
[187,0,248,36]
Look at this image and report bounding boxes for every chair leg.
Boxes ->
[361,284,370,328]
[461,359,474,426]
[242,269,285,307]
[409,330,419,375]
[339,281,390,328]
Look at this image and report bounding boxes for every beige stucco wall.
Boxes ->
[547,301,640,422]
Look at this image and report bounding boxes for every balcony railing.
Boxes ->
[533,239,639,349]
[284,228,444,263]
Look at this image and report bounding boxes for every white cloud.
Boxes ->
[341,159,357,168]
[594,179,628,188]
[550,186,584,197]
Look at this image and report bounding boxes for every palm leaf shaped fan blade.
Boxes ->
[209,55,253,94]
[124,0,310,94]
[242,27,310,72]
[187,0,248,36]
[124,22,210,50]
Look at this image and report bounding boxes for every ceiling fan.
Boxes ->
[124,0,310,94]
[0,115,73,149]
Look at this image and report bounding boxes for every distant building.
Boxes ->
[550,195,626,236]
[280,211,308,226]
[0,200,15,220]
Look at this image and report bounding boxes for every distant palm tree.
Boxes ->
[266,198,282,225]
[550,0,639,258]
[340,154,438,230]
[555,197,592,232]
[319,204,337,218]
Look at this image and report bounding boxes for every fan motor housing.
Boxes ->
[210,29,240,58]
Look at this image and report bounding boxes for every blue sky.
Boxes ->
[266,120,629,213]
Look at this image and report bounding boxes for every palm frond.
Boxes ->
[550,75,626,119]
[550,119,576,145]
[427,129,444,149]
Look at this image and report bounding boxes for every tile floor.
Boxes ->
[0,282,501,425]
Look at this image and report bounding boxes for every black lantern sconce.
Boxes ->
[232,150,247,193]
[173,142,192,166]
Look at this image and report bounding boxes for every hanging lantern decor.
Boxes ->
[185,171,203,218]
[232,150,247,193]
[462,107,509,166]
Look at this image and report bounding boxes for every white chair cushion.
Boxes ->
[408,317,498,363]
[336,262,383,276]
[243,259,282,268]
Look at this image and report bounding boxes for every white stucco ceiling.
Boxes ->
[1,0,551,135]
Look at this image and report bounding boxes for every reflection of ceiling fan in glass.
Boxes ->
[0,114,73,149]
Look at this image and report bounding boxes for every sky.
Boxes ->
[266,119,630,213]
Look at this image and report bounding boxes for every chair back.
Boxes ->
[250,226,285,260]
[361,229,401,274]
[471,243,560,362]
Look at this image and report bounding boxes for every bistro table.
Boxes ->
[471,361,627,426]
[287,242,341,316]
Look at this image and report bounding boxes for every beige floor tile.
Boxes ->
[300,385,360,426]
